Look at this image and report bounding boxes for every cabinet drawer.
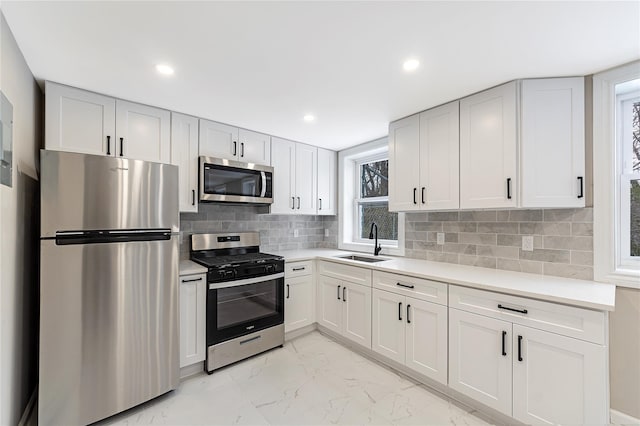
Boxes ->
[373,271,447,306]
[449,285,605,344]
[318,261,371,287]
[286,260,313,278]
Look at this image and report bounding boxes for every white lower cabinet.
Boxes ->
[285,261,315,333]
[179,272,207,368]
[317,274,372,349]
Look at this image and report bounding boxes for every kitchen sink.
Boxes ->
[337,254,388,263]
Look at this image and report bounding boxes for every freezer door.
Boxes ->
[41,150,179,237]
[38,237,180,426]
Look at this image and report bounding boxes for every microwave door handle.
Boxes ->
[260,172,267,198]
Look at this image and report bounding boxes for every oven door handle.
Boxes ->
[208,272,285,290]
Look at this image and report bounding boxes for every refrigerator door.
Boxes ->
[38,236,180,426]
[40,150,179,237]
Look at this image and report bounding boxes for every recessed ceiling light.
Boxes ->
[403,59,420,72]
[303,114,315,122]
[155,64,174,76]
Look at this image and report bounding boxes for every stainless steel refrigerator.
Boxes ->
[39,150,180,425]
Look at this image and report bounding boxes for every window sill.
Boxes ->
[338,241,404,257]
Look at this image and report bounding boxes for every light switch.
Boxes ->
[522,235,534,251]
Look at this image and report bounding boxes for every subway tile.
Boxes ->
[497,211,510,221]
[543,209,576,222]
[428,211,460,221]
[427,231,438,242]
[443,222,478,232]
[406,212,428,222]
[543,236,593,251]
[519,248,570,263]
[414,222,443,232]
[406,249,427,260]
[414,240,442,252]
[459,211,497,222]
[508,209,543,222]
[459,233,497,245]
[405,231,427,242]
[459,255,497,269]
[543,263,594,280]
[519,222,571,236]
[476,245,520,259]
[571,223,593,236]
[426,251,459,264]
[571,251,594,266]
[497,234,542,248]
[572,208,594,222]
[477,222,519,234]
[442,243,477,255]
[496,259,543,274]
[445,232,459,243]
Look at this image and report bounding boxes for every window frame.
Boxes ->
[338,138,405,256]
[593,61,640,288]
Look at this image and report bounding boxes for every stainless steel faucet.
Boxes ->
[369,222,382,256]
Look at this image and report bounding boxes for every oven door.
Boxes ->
[199,156,273,204]
[207,273,284,345]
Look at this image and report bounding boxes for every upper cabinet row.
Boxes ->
[389,78,585,211]
[45,81,336,215]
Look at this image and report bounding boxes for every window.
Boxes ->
[338,138,404,255]
[594,61,640,287]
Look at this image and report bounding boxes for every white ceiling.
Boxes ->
[2,1,639,151]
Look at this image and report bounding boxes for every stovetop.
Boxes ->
[191,251,283,268]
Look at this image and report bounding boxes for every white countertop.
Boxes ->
[179,260,208,275]
[273,249,616,311]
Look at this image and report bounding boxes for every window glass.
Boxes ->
[356,158,398,242]
[360,160,389,198]
[359,202,398,240]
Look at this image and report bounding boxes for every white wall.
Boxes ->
[0,12,42,426]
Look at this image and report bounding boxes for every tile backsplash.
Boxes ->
[180,204,338,259]
[405,208,594,280]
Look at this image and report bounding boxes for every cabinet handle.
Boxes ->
[291,197,295,209]
[343,286,346,302]
[240,335,261,345]
[319,198,322,210]
[233,141,237,156]
[286,284,290,299]
[502,331,507,356]
[337,285,341,300]
[192,189,196,206]
[421,187,425,204]
[517,335,523,362]
[407,304,411,324]
[292,267,305,271]
[241,142,245,157]
[106,135,111,155]
[396,282,415,289]
[577,176,584,199]
[297,197,301,209]
[181,277,203,283]
[119,137,124,157]
[398,302,403,321]
[506,178,512,199]
[413,188,417,204]
[498,304,528,314]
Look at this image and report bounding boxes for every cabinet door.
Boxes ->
[317,148,337,215]
[342,283,372,349]
[270,137,296,214]
[520,78,585,208]
[285,275,315,333]
[388,114,420,211]
[238,129,271,165]
[512,324,607,425]
[115,100,171,163]
[372,289,405,364]
[449,308,512,416]
[405,298,448,385]
[45,81,116,156]
[294,143,318,214]
[199,119,238,160]
[171,113,199,213]
[460,82,517,209]
[419,101,460,210]
[179,274,206,368]
[316,275,342,335]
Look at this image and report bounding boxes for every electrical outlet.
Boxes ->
[324,228,329,237]
[294,229,299,238]
[437,232,445,245]
[522,235,534,251]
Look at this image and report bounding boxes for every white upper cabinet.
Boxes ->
[270,137,318,215]
[171,113,199,213]
[317,148,337,215]
[295,143,318,214]
[199,120,270,166]
[45,81,116,156]
[115,100,171,163]
[460,81,518,209]
[45,82,171,164]
[389,114,420,211]
[520,77,585,208]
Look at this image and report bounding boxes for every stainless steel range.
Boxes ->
[190,232,285,372]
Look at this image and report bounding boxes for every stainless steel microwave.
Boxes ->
[199,156,273,204]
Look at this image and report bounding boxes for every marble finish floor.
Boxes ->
[99,331,493,426]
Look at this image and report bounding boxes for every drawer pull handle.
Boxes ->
[396,282,415,289]
[517,335,523,362]
[240,335,261,345]
[343,287,346,302]
[398,302,403,321]
[286,284,290,299]
[292,267,306,271]
[502,331,507,356]
[181,277,203,283]
[498,304,528,314]
[106,135,111,155]
[337,285,341,300]
[407,304,411,324]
